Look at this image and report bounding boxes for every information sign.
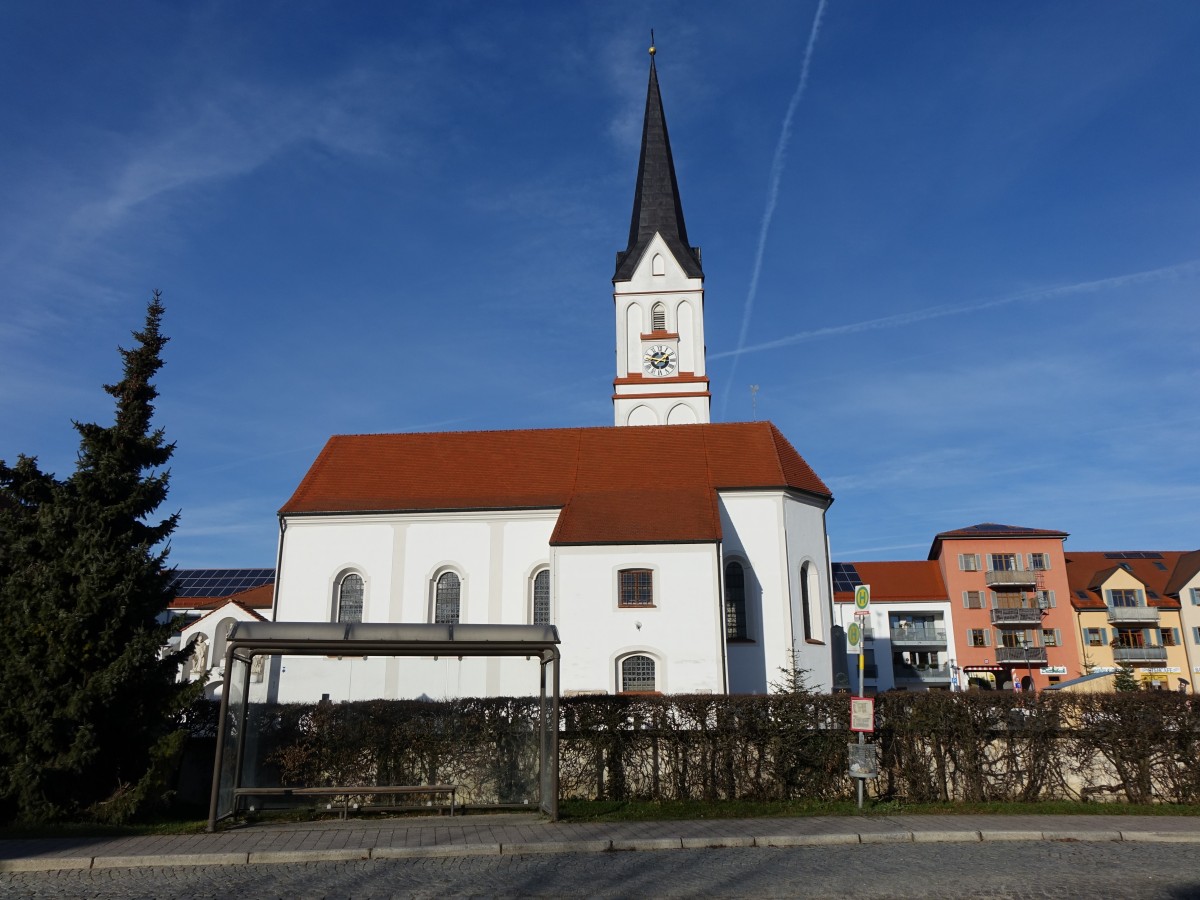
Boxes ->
[850,696,874,733]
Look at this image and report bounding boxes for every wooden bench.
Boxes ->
[234,784,458,817]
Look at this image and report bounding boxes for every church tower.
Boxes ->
[612,48,710,426]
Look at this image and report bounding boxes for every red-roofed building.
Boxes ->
[1065,551,1191,690]
[266,56,836,701]
[832,561,956,693]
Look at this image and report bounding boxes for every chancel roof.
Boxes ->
[280,422,830,546]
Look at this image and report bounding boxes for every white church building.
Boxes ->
[253,52,836,701]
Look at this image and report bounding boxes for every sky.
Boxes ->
[2,1,1198,568]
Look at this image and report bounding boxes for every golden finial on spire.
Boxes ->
[649,29,656,56]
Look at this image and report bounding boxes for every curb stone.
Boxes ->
[1041,830,1121,842]
[858,831,913,844]
[500,840,612,855]
[911,830,982,843]
[0,857,93,873]
[754,834,860,848]
[91,852,250,869]
[248,848,369,864]
[1120,831,1200,843]
[680,836,755,850]
[979,830,1044,841]
[611,838,684,851]
[372,844,502,859]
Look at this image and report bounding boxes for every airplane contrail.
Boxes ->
[720,0,828,418]
[710,258,1200,359]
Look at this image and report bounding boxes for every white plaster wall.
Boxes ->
[716,490,831,693]
[554,543,723,694]
[274,518,396,622]
[781,493,834,692]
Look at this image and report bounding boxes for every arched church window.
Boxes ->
[532,569,550,625]
[620,654,657,693]
[337,573,364,623]
[652,254,665,276]
[651,302,666,332]
[725,561,747,639]
[434,571,461,624]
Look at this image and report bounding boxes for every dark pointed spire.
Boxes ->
[614,46,703,282]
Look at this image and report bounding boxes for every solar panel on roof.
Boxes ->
[1076,590,1089,599]
[831,563,862,593]
[1103,551,1164,560]
[171,568,275,598]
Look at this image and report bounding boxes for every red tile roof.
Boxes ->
[280,422,831,545]
[168,582,274,611]
[833,561,947,603]
[181,598,269,630]
[928,523,1069,559]
[1065,551,1187,610]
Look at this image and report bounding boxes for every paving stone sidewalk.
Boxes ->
[3,812,1199,872]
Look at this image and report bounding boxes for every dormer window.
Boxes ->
[651,303,666,332]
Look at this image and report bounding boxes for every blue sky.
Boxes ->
[2,1,1198,567]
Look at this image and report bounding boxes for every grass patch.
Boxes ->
[557,798,1200,822]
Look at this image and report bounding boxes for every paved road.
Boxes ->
[3,841,1198,899]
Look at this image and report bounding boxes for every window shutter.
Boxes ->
[1104,589,1112,605]
[989,591,996,608]
[984,629,991,647]
[962,591,969,608]
[1137,590,1145,606]
[1048,590,1056,608]
[1194,627,1200,644]
[1054,628,1061,646]
[1173,628,1181,645]
[1143,628,1153,645]
[1100,627,1109,644]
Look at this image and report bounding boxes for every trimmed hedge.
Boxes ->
[194,691,1200,806]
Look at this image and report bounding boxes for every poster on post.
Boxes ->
[850,696,874,733]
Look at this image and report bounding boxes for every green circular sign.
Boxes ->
[854,585,870,610]
[848,621,862,646]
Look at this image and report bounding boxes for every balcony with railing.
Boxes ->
[1107,606,1160,625]
[990,607,1044,626]
[1113,645,1168,663]
[985,569,1039,589]
[995,645,1049,665]
[893,663,953,684]
[889,625,947,647]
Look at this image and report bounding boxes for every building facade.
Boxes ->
[261,53,836,702]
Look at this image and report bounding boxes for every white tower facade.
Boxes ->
[612,55,710,426]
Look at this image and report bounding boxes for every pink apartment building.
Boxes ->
[931,524,1080,691]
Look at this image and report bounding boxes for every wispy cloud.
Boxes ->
[720,0,828,417]
[712,258,1200,360]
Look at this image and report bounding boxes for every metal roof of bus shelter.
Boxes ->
[224,622,560,662]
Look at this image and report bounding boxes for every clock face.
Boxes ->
[642,344,678,377]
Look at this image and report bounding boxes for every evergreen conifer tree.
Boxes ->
[1114,663,1139,692]
[0,292,194,824]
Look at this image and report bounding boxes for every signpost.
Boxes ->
[849,585,871,809]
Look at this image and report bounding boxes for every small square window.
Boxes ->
[619,569,654,607]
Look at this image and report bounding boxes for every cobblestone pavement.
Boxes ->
[2,841,1198,899]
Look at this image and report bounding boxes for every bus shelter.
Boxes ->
[206,622,561,830]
